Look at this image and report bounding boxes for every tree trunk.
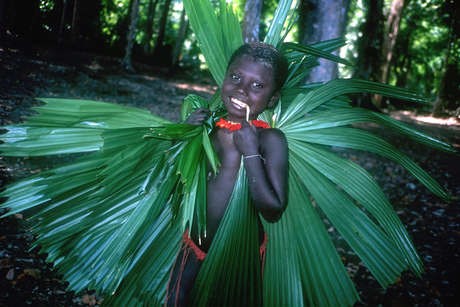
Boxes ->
[153,0,173,66]
[171,7,189,69]
[352,0,384,109]
[299,0,350,83]
[154,0,172,51]
[0,0,6,36]
[353,0,383,81]
[143,0,160,54]
[58,0,69,44]
[394,32,410,89]
[122,0,140,72]
[71,0,79,43]
[375,0,407,107]
[432,26,453,116]
[243,0,263,43]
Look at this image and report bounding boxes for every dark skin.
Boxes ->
[166,55,288,306]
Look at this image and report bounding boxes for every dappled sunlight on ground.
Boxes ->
[173,81,216,95]
[388,110,460,150]
[390,110,460,126]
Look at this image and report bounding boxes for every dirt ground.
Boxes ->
[0,45,459,306]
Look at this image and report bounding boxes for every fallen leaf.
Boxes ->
[6,268,14,280]
[82,294,97,305]
[23,268,41,279]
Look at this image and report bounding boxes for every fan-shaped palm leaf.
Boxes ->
[181,0,454,306]
[0,0,455,306]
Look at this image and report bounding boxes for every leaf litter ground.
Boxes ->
[0,45,458,306]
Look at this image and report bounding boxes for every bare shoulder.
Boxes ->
[259,128,287,144]
[259,128,288,157]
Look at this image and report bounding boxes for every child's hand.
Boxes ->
[233,121,259,155]
[185,108,210,125]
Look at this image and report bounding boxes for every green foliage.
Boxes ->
[0,97,211,303]
[192,165,262,306]
[178,0,454,305]
[39,0,55,12]
[260,0,283,39]
[183,0,243,85]
[29,0,459,104]
[344,0,459,107]
[100,0,131,46]
[393,0,459,100]
[0,0,455,306]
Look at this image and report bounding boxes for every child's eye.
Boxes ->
[252,82,263,89]
[230,74,240,82]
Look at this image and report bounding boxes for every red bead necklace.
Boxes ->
[216,118,270,131]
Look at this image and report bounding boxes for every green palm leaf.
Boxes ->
[264,0,296,46]
[0,97,214,300]
[282,41,353,67]
[0,0,454,306]
[279,78,431,126]
[264,173,358,306]
[287,125,449,200]
[292,140,423,273]
[282,107,453,153]
[0,98,168,156]
[282,38,350,88]
[183,0,243,85]
[192,163,262,306]
[180,1,453,306]
[32,98,168,126]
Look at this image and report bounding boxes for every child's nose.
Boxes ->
[237,81,250,96]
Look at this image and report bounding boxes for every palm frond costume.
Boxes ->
[0,0,454,306]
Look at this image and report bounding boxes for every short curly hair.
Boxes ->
[227,42,288,91]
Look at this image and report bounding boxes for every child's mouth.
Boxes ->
[230,97,247,110]
[230,97,250,121]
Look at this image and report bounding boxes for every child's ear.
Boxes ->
[268,91,280,108]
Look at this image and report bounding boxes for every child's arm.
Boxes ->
[233,121,288,222]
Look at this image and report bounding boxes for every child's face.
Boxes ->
[221,55,278,122]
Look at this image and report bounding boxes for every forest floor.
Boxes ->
[0,44,459,306]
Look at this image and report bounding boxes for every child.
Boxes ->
[166,42,289,306]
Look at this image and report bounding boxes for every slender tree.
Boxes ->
[243,0,263,42]
[353,0,383,81]
[432,0,459,116]
[58,0,69,44]
[171,7,189,70]
[394,28,411,89]
[71,0,79,43]
[153,0,173,63]
[144,0,160,54]
[375,0,407,107]
[122,0,141,71]
[299,0,350,82]
[73,1,103,49]
[0,0,6,36]
[352,0,384,108]
[432,24,454,115]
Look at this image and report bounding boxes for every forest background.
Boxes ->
[0,0,459,306]
[1,0,459,115]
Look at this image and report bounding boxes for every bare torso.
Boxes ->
[191,127,265,251]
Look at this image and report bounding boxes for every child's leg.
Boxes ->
[166,242,203,306]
